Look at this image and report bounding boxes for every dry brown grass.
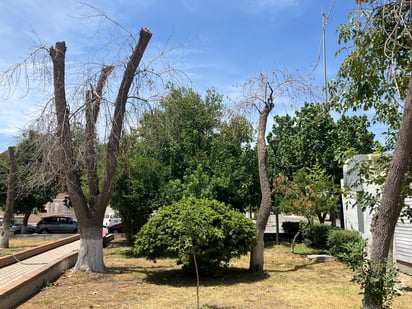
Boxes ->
[19,238,412,309]
[0,237,56,257]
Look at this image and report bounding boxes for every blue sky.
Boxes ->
[0,0,364,152]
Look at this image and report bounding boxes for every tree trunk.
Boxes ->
[363,74,412,308]
[249,94,274,272]
[21,210,31,234]
[0,147,17,248]
[50,28,152,273]
[74,223,105,272]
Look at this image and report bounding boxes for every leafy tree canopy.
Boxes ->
[270,102,375,181]
[329,0,411,146]
[123,86,259,212]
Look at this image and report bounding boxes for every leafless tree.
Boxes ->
[0,147,17,248]
[239,71,317,272]
[50,28,152,272]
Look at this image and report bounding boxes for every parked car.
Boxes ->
[36,215,78,234]
[13,222,36,234]
[0,220,36,234]
[103,212,122,228]
[107,222,124,233]
[0,221,17,234]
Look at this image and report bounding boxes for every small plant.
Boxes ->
[335,238,400,308]
[41,281,55,291]
[354,259,400,308]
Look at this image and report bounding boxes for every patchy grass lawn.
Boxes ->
[19,238,412,309]
[0,237,56,257]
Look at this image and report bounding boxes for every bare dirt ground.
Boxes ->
[18,238,412,309]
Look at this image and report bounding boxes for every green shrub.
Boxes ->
[302,223,336,249]
[334,237,400,307]
[335,239,367,269]
[134,197,256,276]
[282,221,301,240]
[327,229,363,257]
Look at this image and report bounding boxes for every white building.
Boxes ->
[342,154,412,274]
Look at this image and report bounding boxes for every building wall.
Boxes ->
[342,155,412,274]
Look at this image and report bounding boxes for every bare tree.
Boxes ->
[48,28,152,272]
[249,82,274,272]
[0,147,17,248]
[240,71,317,272]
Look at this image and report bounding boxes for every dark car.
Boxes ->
[36,215,78,234]
[107,223,124,233]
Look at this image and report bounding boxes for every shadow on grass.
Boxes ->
[105,238,316,287]
[106,264,269,287]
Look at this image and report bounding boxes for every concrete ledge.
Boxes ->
[0,249,78,308]
[0,234,80,268]
[306,254,334,263]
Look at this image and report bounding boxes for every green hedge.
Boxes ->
[302,223,337,250]
[282,221,301,240]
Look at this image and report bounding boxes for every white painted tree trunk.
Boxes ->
[74,237,105,273]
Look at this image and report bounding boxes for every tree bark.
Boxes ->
[21,209,31,234]
[363,74,412,308]
[0,147,17,248]
[249,94,274,272]
[50,28,152,273]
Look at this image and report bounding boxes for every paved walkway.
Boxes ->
[0,240,80,298]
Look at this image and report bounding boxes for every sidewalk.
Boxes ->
[0,239,80,308]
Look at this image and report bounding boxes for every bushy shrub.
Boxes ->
[282,221,301,241]
[134,197,256,276]
[335,239,367,269]
[302,223,336,249]
[327,229,363,257]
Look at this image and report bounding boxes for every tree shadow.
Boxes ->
[106,264,269,287]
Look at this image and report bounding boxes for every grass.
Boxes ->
[17,238,412,309]
[0,237,56,257]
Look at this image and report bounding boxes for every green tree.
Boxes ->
[14,131,60,231]
[329,1,412,308]
[136,86,258,212]
[0,131,60,234]
[275,165,340,224]
[138,86,223,180]
[112,153,164,245]
[271,102,375,181]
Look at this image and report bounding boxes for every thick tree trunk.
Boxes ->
[249,95,274,272]
[0,147,17,248]
[50,28,152,273]
[363,75,412,308]
[74,223,105,272]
